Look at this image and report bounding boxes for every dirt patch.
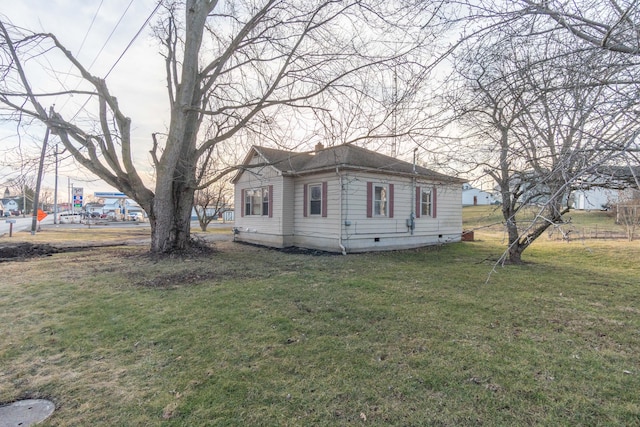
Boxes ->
[234,241,339,256]
[0,242,135,262]
[134,270,220,289]
[0,243,61,261]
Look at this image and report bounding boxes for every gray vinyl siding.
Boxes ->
[339,172,462,252]
[234,165,463,252]
[234,162,287,247]
[281,177,295,246]
[291,173,342,251]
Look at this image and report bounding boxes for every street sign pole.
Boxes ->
[6,219,16,237]
[73,187,84,211]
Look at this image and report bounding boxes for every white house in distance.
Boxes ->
[571,187,616,210]
[232,143,466,253]
[570,166,640,210]
[462,183,497,206]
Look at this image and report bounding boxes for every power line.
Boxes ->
[78,0,105,59]
[56,0,105,109]
[105,0,162,78]
[87,0,135,72]
[68,1,162,120]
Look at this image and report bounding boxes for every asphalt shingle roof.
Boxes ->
[246,144,463,183]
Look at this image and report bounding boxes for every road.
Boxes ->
[1,215,54,236]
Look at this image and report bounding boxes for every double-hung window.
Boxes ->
[421,189,432,217]
[374,185,387,217]
[415,186,437,218]
[243,186,272,217]
[262,187,270,215]
[366,182,394,218]
[309,184,322,216]
[303,182,327,217]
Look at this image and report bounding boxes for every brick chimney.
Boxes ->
[314,142,324,153]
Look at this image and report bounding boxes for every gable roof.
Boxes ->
[234,144,465,183]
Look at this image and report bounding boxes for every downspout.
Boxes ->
[337,166,347,255]
[410,148,418,235]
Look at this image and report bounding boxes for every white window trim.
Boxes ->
[374,184,388,217]
[308,183,323,216]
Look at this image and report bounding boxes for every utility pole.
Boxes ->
[30,106,52,235]
[54,144,58,224]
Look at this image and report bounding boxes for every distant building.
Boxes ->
[571,187,617,210]
[1,195,20,214]
[100,197,145,219]
[462,183,497,206]
[571,166,640,210]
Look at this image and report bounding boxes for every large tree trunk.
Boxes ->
[150,181,196,252]
[151,150,199,252]
[150,0,209,253]
[504,196,568,264]
[503,196,525,265]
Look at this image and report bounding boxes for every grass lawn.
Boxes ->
[463,205,627,238]
[0,223,639,425]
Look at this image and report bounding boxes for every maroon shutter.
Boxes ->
[240,189,245,217]
[415,186,421,218]
[268,185,273,218]
[432,186,437,218]
[389,184,394,218]
[321,181,328,218]
[303,184,308,217]
[366,182,373,218]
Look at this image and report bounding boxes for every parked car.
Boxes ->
[127,212,144,221]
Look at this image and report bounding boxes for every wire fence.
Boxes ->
[545,225,631,241]
[471,223,633,242]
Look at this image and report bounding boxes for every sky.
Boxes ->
[0,0,167,202]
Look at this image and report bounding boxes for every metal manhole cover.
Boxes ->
[0,399,55,427]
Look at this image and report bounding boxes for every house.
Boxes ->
[99,197,145,220]
[462,183,497,206]
[571,187,616,210]
[2,187,19,214]
[571,166,640,210]
[232,143,466,253]
[1,198,20,214]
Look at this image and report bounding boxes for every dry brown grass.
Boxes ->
[3,225,152,246]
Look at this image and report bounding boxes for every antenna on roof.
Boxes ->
[391,63,398,158]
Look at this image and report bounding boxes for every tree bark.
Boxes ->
[150,0,210,253]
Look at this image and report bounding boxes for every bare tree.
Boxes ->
[518,0,640,56]
[194,180,232,231]
[0,0,446,253]
[614,189,640,241]
[2,175,37,213]
[445,24,637,263]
